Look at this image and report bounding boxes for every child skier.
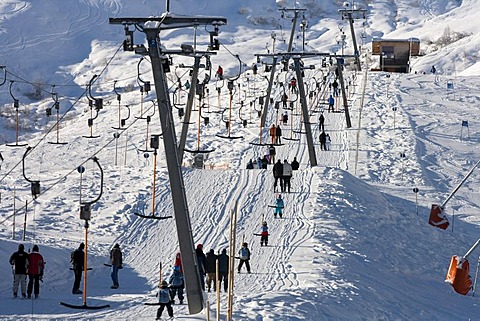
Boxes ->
[260,221,269,246]
[156,280,173,320]
[274,194,284,218]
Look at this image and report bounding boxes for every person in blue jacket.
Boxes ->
[168,265,184,304]
[274,194,285,218]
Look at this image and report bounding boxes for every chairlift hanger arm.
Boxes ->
[21,146,35,183]
[9,80,18,102]
[87,74,98,101]
[0,66,6,86]
[81,156,104,206]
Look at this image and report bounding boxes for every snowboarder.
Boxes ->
[109,243,123,289]
[274,194,285,218]
[184,79,190,90]
[27,244,44,299]
[291,157,299,170]
[216,65,224,80]
[195,244,206,290]
[319,112,325,131]
[319,131,327,151]
[156,280,174,320]
[71,242,85,295]
[273,159,283,193]
[282,159,293,193]
[9,244,29,299]
[275,124,282,144]
[237,243,251,273]
[217,249,229,292]
[205,249,217,292]
[260,221,269,246]
[168,265,184,304]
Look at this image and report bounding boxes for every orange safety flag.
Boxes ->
[445,255,472,295]
[429,204,449,230]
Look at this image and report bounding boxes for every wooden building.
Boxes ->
[371,38,420,72]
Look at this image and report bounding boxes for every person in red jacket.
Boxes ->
[27,244,44,299]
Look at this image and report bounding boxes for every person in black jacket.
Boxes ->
[195,244,206,290]
[71,242,85,294]
[273,159,284,193]
[205,249,217,292]
[275,125,282,144]
[9,244,29,299]
[291,157,300,170]
[217,249,229,292]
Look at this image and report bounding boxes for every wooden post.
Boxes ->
[206,300,210,321]
[22,200,27,241]
[12,189,16,240]
[216,259,220,321]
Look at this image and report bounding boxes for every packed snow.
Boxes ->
[1,0,480,320]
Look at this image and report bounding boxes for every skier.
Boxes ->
[156,280,174,320]
[237,243,251,273]
[430,65,436,74]
[195,244,206,290]
[252,63,258,75]
[71,242,85,295]
[268,144,276,164]
[246,159,254,169]
[260,221,269,246]
[184,79,190,90]
[257,157,263,169]
[291,157,300,170]
[319,112,325,131]
[319,131,327,151]
[327,95,335,113]
[332,79,339,96]
[216,65,224,80]
[205,249,217,292]
[261,155,269,169]
[9,244,29,299]
[325,133,331,151]
[109,243,123,289]
[168,265,184,304]
[217,249,229,292]
[289,77,297,93]
[269,124,276,144]
[274,194,285,218]
[281,92,288,108]
[275,124,282,144]
[27,244,44,299]
[282,111,288,125]
[273,159,283,193]
[282,159,293,193]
